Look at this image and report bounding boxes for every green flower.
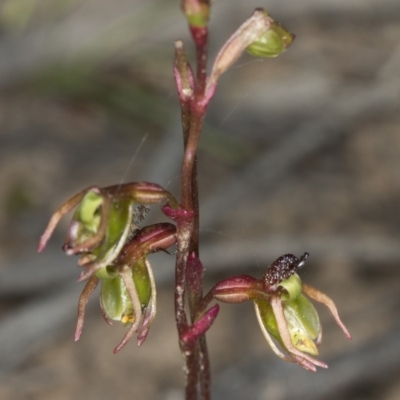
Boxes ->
[38,183,177,352]
[74,223,176,353]
[212,253,351,371]
[38,182,178,281]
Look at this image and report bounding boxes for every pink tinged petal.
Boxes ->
[254,302,296,363]
[255,301,317,372]
[38,187,96,252]
[181,305,220,344]
[136,327,150,347]
[270,294,328,371]
[113,266,143,354]
[136,304,152,347]
[136,291,155,346]
[99,292,114,326]
[78,257,112,282]
[291,355,320,372]
[302,284,352,340]
[136,258,157,347]
[78,254,94,267]
[75,276,99,341]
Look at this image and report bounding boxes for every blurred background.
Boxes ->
[0,0,399,399]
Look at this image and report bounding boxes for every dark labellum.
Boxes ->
[264,252,309,285]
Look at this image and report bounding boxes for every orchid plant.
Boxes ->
[38,3,351,400]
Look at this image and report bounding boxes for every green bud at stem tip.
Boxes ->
[246,22,294,58]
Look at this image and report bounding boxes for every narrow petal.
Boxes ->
[302,284,352,340]
[75,276,99,341]
[113,266,143,353]
[99,292,114,326]
[38,187,95,252]
[254,302,295,363]
[136,258,157,347]
[136,327,150,347]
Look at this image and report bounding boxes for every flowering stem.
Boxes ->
[174,12,211,400]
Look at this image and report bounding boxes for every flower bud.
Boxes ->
[181,0,210,28]
[207,9,293,95]
[207,9,273,89]
[246,20,294,58]
[181,304,219,344]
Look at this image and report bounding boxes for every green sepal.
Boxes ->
[284,293,321,343]
[255,299,280,340]
[132,258,152,308]
[91,197,133,269]
[101,275,134,325]
[99,198,132,250]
